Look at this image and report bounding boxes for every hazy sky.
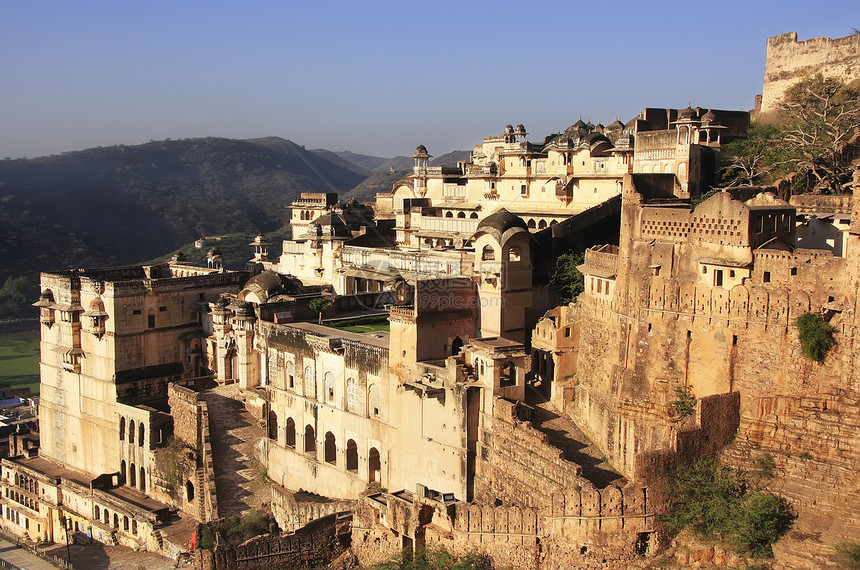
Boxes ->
[1,1,858,159]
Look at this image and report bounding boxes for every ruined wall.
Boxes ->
[270,485,354,532]
[352,487,657,570]
[474,398,581,509]
[761,31,860,115]
[198,512,352,570]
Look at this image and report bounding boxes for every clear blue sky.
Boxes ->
[1,1,858,159]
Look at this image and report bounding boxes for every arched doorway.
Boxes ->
[368,447,381,483]
[324,432,337,464]
[186,480,195,502]
[304,425,316,455]
[286,418,296,448]
[268,409,278,441]
[451,337,464,356]
[346,440,358,472]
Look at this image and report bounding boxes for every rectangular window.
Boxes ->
[520,184,527,196]
[763,271,771,283]
[132,309,141,315]
[158,306,167,312]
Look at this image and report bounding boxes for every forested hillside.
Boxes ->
[0,137,368,283]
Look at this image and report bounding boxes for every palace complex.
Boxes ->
[1,31,859,570]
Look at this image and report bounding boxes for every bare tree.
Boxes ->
[778,74,860,193]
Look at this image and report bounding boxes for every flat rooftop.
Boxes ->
[277,322,390,349]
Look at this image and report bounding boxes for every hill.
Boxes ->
[341,150,471,202]
[329,150,390,172]
[0,137,369,285]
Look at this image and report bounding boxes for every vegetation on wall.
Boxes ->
[153,436,196,497]
[661,457,796,558]
[369,547,493,570]
[835,540,860,569]
[551,251,585,304]
[198,510,273,550]
[672,387,697,419]
[796,312,835,363]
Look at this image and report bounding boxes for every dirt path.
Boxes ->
[199,384,270,518]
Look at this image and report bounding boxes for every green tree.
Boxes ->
[796,312,835,363]
[551,251,585,304]
[661,457,796,558]
[777,74,860,194]
[0,275,36,319]
[309,296,334,325]
[719,122,785,187]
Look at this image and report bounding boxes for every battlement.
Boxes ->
[761,31,860,115]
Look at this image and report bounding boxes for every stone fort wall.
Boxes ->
[760,31,860,115]
[474,397,582,509]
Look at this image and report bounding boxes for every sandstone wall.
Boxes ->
[761,31,860,115]
[474,397,581,509]
[197,512,352,570]
[352,487,658,570]
[270,485,354,533]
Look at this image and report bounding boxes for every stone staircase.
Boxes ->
[199,384,269,517]
[527,393,625,488]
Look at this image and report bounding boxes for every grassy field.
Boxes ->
[0,330,40,396]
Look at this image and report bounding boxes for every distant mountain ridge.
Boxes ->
[0,136,368,282]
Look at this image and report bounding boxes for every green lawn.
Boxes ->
[0,330,40,396]
[327,316,390,334]
[337,322,390,333]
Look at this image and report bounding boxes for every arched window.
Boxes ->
[324,372,335,404]
[508,247,521,262]
[139,467,146,492]
[445,211,453,218]
[113,513,119,528]
[527,219,536,229]
[129,464,136,487]
[186,480,195,502]
[346,439,358,472]
[268,409,278,441]
[482,245,495,261]
[286,360,295,389]
[119,417,125,441]
[123,516,129,531]
[368,447,381,483]
[457,211,466,218]
[304,425,316,455]
[324,432,337,464]
[550,220,557,226]
[129,420,135,444]
[286,418,296,448]
[104,510,109,525]
[470,212,479,219]
[120,460,127,483]
[138,423,145,447]
[95,506,100,520]
[538,219,547,229]
[368,384,381,418]
[304,366,315,399]
[346,378,358,412]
